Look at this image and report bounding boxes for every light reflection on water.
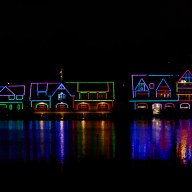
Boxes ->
[176,119,192,165]
[1,118,192,167]
[130,117,192,165]
[0,120,116,164]
[131,118,175,161]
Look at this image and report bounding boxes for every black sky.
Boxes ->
[1,2,192,83]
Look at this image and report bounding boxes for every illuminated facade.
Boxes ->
[3,69,192,118]
[65,81,115,112]
[176,70,192,109]
[29,81,115,114]
[29,82,75,112]
[129,70,192,115]
[0,84,25,112]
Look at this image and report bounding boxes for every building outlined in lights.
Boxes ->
[129,69,192,114]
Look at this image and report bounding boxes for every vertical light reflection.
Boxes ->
[8,120,14,130]
[8,120,25,161]
[35,121,41,160]
[95,120,116,160]
[53,120,69,164]
[28,121,34,161]
[131,119,150,160]
[176,120,192,165]
[74,120,85,161]
[0,119,117,164]
[103,120,110,159]
[42,120,52,161]
[59,120,64,164]
[131,118,173,160]
[155,119,173,160]
[27,120,52,161]
[39,120,45,159]
[75,120,116,160]
[46,121,52,160]
[81,120,86,157]
[100,120,105,156]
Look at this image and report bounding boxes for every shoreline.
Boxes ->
[0,108,192,120]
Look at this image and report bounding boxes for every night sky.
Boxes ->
[1,2,192,83]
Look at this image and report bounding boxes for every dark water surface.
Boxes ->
[0,118,192,188]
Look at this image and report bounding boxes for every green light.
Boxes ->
[9,104,12,110]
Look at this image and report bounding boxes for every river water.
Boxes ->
[0,117,191,189]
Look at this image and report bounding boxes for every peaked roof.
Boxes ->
[29,82,75,100]
[8,85,25,95]
[135,78,149,91]
[0,86,15,96]
[0,85,25,96]
[177,70,192,83]
[156,78,171,91]
[50,83,75,97]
